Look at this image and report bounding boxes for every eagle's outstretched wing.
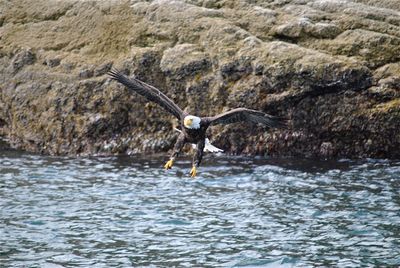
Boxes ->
[108,69,185,120]
[203,108,287,129]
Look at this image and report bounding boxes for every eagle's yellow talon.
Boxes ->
[164,159,174,170]
[190,166,197,177]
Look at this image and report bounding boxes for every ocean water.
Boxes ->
[1,147,400,267]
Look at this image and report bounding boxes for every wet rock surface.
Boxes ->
[0,0,399,158]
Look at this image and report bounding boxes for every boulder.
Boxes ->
[0,0,399,158]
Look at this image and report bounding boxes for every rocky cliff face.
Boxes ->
[0,0,399,158]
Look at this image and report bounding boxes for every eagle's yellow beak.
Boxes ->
[184,118,193,128]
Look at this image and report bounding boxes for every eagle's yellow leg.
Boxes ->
[190,166,197,178]
[164,159,174,170]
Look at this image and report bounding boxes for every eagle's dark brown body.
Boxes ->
[108,69,286,177]
[173,121,210,167]
[181,122,209,144]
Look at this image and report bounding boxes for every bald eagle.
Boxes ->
[108,69,286,177]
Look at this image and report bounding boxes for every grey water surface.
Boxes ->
[1,147,400,267]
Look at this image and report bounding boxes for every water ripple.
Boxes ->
[1,151,400,267]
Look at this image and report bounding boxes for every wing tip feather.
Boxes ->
[107,68,122,80]
[270,116,289,129]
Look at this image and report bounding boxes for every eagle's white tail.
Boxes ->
[203,138,223,153]
[174,128,223,153]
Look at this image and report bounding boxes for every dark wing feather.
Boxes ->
[203,108,287,129]
[108,69,185,120]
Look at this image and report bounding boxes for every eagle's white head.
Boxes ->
[184,115,201,129]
